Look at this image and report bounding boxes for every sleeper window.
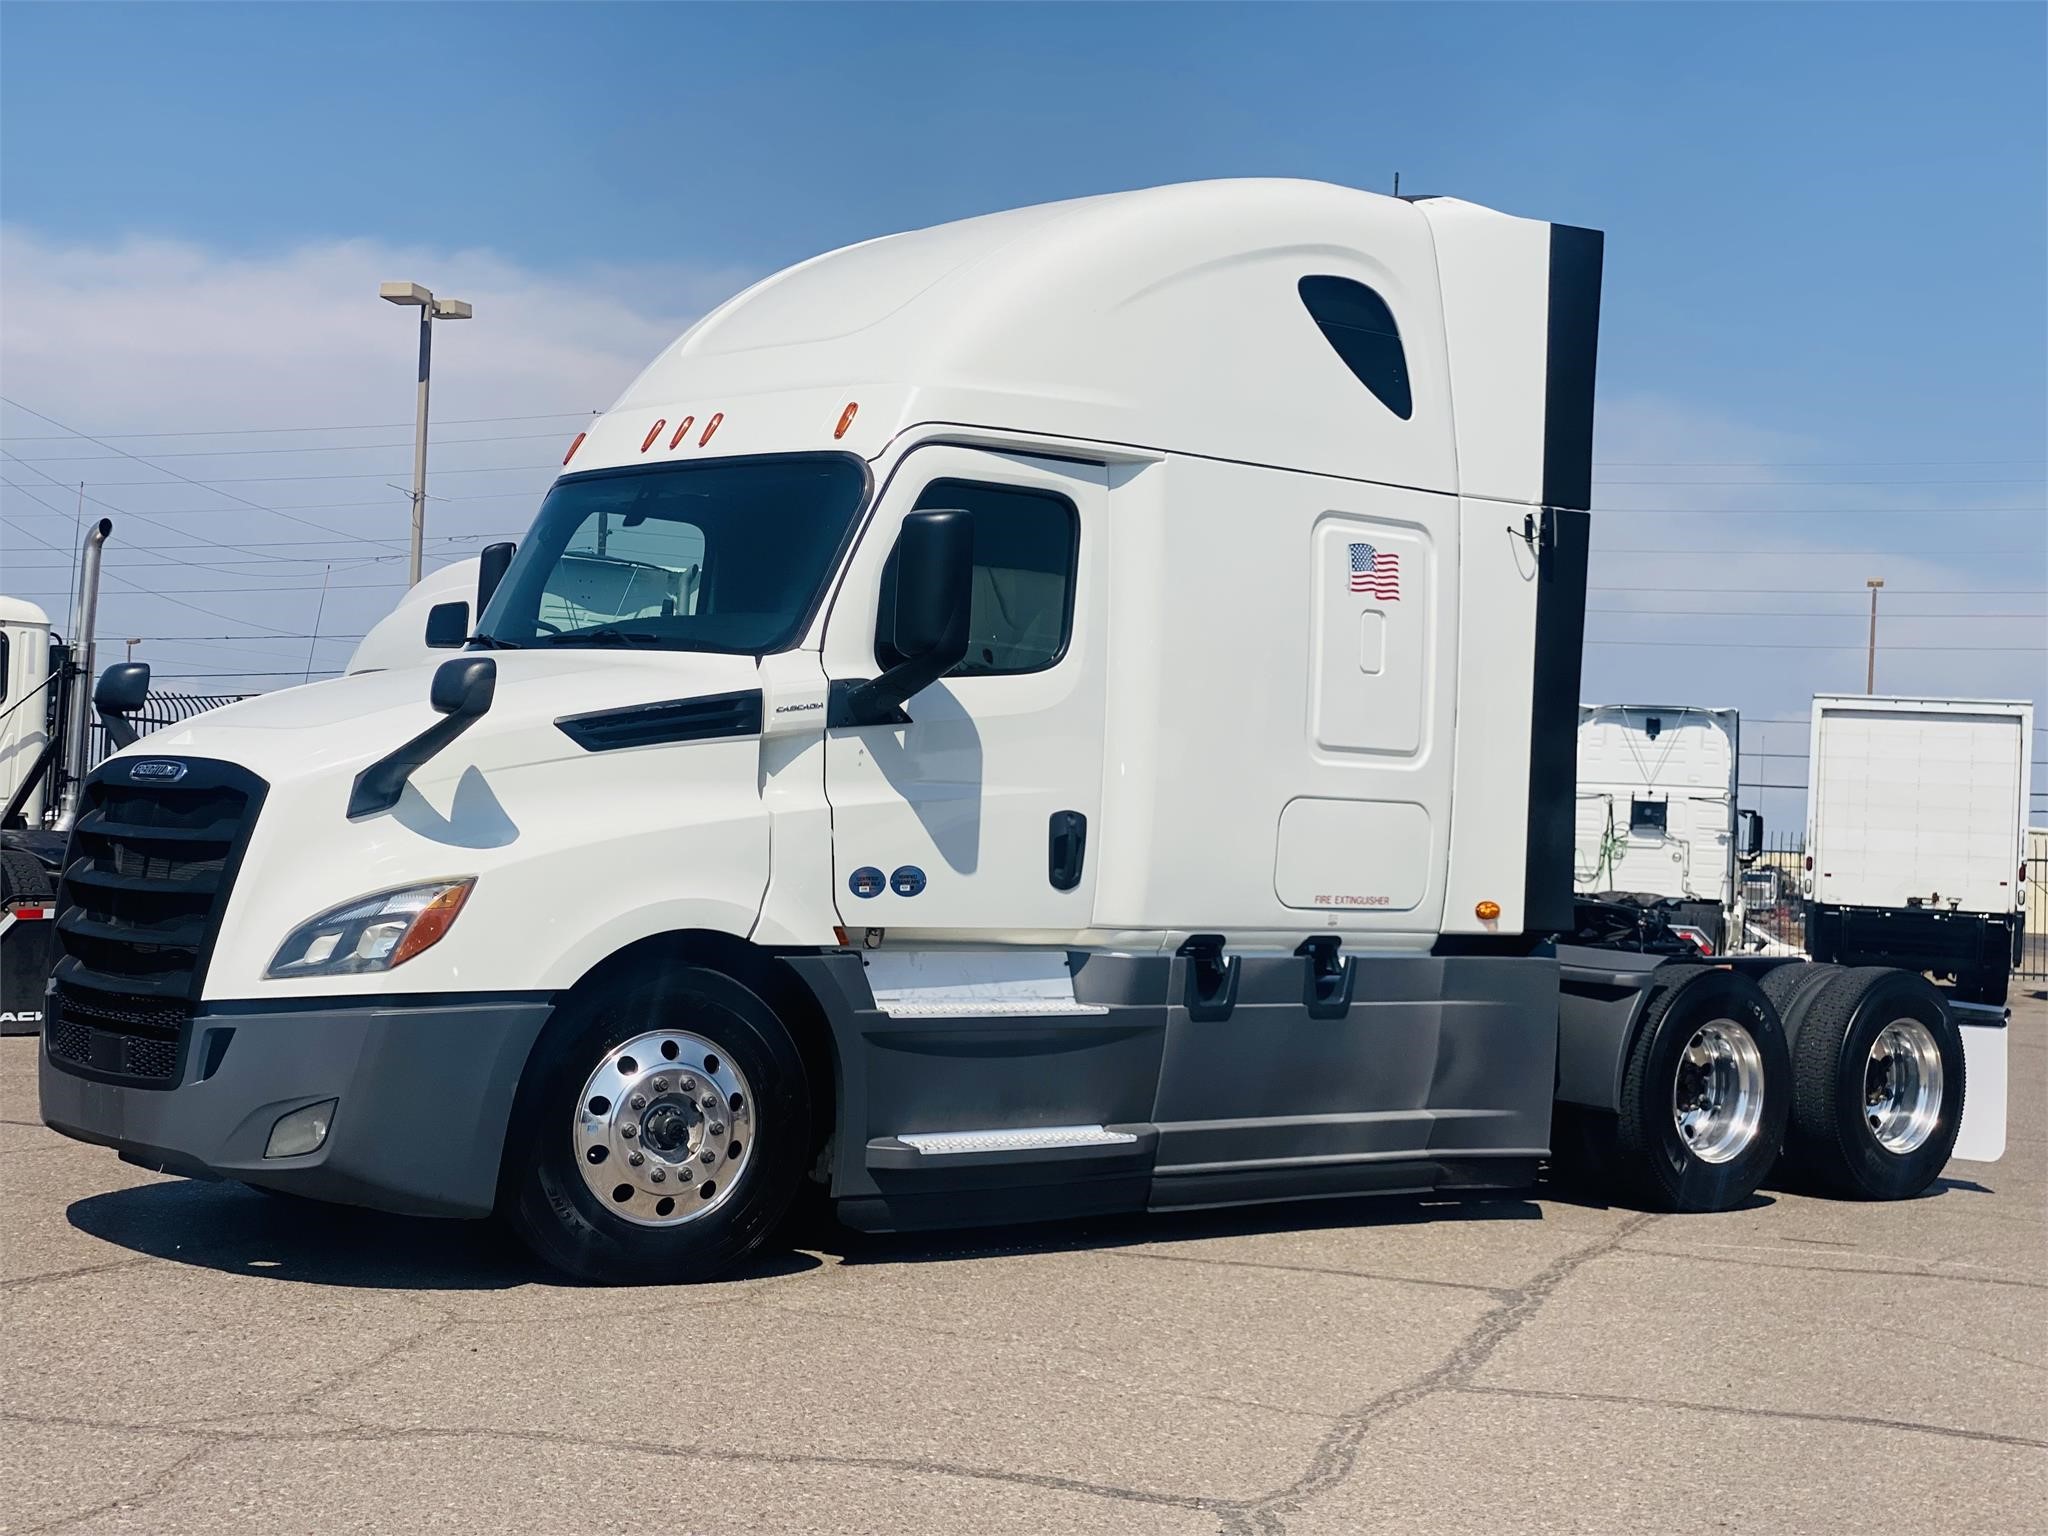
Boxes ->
[877,480,1078,677]
[1298,275,1413,420]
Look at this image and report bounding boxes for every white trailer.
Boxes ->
[1575,703,1759,953]
[1804,694,2033,1004]
[34,181,2002,1283]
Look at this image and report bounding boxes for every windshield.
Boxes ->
[476,454,868,653]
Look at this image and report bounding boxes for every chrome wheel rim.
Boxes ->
[1864,1018,1944,1155]
[573,1029,755,1227]
[1672,1019,1766,1165]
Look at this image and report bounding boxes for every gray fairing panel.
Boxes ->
[1553,942,1668,1111]
[786,950,1565,1231]
[1150,953,1559,1183]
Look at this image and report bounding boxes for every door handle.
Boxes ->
[1048,810,1087,891]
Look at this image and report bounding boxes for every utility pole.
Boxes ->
[1865,577,1885,693]
[379,281,473,586]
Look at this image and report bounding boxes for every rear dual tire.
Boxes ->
[1781,966,1964,1200]
[1604,966,1792,1212]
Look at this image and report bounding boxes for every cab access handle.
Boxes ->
[1048,810,1087,891]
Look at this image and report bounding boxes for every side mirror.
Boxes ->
[425,601,470,649]
[833,509,973,726]
[1739,808,1764,859]
[94,662,151,717]
[94,662,151,750]
[429,655,497,718]
[349,658,497,818]
[477,541,516,614]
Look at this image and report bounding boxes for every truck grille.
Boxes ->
[46,986,187,1082]
[50,758,266,1088]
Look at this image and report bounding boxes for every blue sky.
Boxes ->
[3,1,2043,824]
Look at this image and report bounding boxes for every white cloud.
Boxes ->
[0,227,755,679]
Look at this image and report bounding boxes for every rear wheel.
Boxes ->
[1784,967,1964,1200]
[501,963,812,1283]
[1607,966,1791,1211]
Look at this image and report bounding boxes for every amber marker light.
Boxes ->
[640,420,666,452]
[835,401,859,439]
[668,416,696,449]
[699,412,724,446]
[391,880,475,967]
[1475,900,1502,921]
[562,432,586,465]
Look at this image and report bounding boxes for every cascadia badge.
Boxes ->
[129,760,189,783]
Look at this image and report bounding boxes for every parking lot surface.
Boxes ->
[4,996,2043,1535]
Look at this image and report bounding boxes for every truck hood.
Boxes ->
[126,649,764,786]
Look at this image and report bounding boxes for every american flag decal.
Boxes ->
[1348,542,1401,600]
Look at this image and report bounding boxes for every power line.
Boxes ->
[1595,458,2046,468]
[1584,637,2046,651]
[10,430,563,462]
[1596,476,2046,487]
[28,462,557,486]
[0,410,593,441]
[0,399,408,551]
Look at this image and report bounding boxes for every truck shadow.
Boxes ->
[64,1177,820,1291]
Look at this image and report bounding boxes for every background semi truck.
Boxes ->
[1804,694,2033,1005]
[34,181,2003,1284]
[1574,703,1760,954]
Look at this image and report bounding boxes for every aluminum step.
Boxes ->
[895,1125,1140,1156]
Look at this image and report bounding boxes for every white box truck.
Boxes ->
[1804,695,2033,1005]
[1575,704,1760,954]
[35,182,2002,1283]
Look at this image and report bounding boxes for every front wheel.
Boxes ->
[1607,966,1792,1212]
[501,963,813,1284]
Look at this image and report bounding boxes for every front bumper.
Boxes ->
[40,994,554,1218]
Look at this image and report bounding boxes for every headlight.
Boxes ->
[267,879,475,978]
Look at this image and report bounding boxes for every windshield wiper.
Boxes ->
[547,627,662,646]
[467,633,525,650]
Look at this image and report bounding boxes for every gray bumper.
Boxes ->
[39,995,554,1218]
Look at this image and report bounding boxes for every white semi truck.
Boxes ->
[1804,694,2033,1005]
[37,181,2001,1283]
[1575,703,1760,955]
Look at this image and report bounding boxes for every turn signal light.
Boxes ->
[563,432,586,465]
[1475,900,1501,921]
[391,882,474,968]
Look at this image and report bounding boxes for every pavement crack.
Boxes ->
[1104,1247,1518,1300]
[0,1255,156,1291]
[0,1410,1221,1517]
[1618,1242,2048,1292]
[1458,1384,2048,1450]
[13,1436,221,1535]
[1217,1212,1660,1536]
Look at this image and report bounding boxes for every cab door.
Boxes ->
[820,446,1106,941]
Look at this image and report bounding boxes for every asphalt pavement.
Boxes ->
[4,996,2043,1534]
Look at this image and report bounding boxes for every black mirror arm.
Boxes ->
[828,653,954,728]
[348,658,495,818]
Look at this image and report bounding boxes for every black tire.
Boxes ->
[501,962,813,1284]
[0,847,55,905]
[1785,966,1964,1200]
[1609,965,1791,1212]
[1758,961,1843,1041]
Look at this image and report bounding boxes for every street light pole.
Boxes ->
[1865,577,1885,693]
[379,281,473,586]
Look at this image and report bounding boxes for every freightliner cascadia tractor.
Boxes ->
[39,181,2002,1282]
